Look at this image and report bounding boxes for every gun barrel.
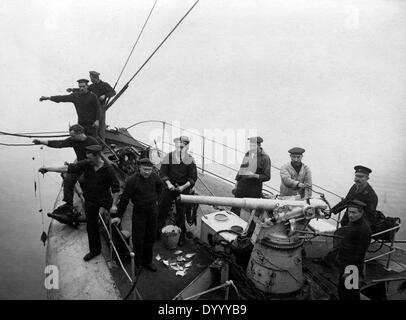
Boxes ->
[180,195,327,211]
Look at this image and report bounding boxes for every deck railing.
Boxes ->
[126,120,280,195]
[98,209,143,300]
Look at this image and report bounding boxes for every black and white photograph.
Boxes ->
[0,0,405,308]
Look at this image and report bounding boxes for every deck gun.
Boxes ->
[180,194,332,297]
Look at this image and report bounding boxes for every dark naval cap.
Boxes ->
[347,199,367,210]
[138,158,153,167]
[288,147,305,155]
[354,165,372,175]
[173,136,190,145]
[77,78,89,84]
[85,145,102,153]
[248,136,263,144]
[89,71,100,76]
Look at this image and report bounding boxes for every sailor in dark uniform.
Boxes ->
[40,79,101,137]
[33,124,99,213]
[157,136,197,246]
[112,158,163,272]
[39,145,120,262]
[88,71,116,140]
[336,200,372,300]
[331,165,378,227]
[230,136,271,216]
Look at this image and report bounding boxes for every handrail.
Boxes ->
[98,211,133,283]
[126,120,343,199]
[98,210,143,300]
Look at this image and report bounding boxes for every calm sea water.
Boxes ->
[0,0,405,299]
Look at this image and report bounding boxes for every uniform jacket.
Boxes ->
[50,92,100,126]
[88,80,116,100]
[336,217,372,273]
[234,148,271,198]
[331,183,378,225]
[279,162,312,198]
[159,150,197,188]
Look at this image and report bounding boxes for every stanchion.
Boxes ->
[130,252,136,300]
[108,210,113,265]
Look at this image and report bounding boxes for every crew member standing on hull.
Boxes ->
[157,136,197,247]
[335,200,371,300]
[88,71,116,140]
[279,147,312,199]
[32,124,100,213]
[39,145,120,262]
[230,136,271,216]
[39,79,101,138]
[112,158,163,272]
[331,165,378,227]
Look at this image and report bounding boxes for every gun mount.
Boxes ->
[180,194,331,297]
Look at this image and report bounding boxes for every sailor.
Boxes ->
[157,136,197,246]
[331,165,378,227]
[335,200,372,300]
[111,158,163,272]
[230,136,271,216]
[39,79,101,137]
[279,147,312,199]
[32,124,100,213]
[39,145,120,262]
[88,71,116,140]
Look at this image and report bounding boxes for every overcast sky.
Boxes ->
[1,0,405,198]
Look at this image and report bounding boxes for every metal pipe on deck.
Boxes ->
[180,195,328,211]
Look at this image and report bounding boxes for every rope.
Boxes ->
[0,130,69,138]
[0,142,35,147]
[106,0,200,110]
[112,0,159,91]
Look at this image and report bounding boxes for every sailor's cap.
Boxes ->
[288,147,305,155]
[89,71,100,76]
[173,136,190,145]
[85,145,102,153]
[77,78,89,84]
[347,199,367,210]
[354,165,372,175]
[138,158,153,167]
[248,136,263,144]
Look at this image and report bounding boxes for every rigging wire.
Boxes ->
[0,130,69,138]
[106,0,200,111]
[0,142,35,147]
[112,0,159,91]
[32,153,47,246]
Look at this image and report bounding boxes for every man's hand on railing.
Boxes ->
[111,217,121,225]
